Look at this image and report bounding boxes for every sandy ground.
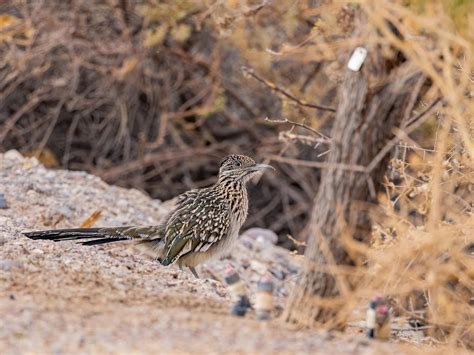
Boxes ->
[0,150,420,354]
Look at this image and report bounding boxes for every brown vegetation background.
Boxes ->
[0,0,473,349]
[0,0,333,247]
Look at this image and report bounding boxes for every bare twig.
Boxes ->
[287,234,307,248]
[265,117,331,140]
[268,154,366,172]
[242,66,337,112]
[218,0,269,29]
[279,131,328,147]
[405,96,443,127]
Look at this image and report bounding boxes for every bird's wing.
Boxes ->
[160,189,231,266]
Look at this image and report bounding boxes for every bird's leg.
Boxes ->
[189,266,199,279]
[178,261,199,278]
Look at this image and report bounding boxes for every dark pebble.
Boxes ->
[231,295,251,316]
[0,193,7,209]
[269,269,285,280]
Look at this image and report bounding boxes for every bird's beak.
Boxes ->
[253,163,275,171]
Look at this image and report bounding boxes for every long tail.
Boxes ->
[23,226,162,246]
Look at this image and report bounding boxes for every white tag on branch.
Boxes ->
[347,47,368,72]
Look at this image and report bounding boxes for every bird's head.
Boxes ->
[218,154,274,183]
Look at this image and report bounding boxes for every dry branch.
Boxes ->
[242,66,336,112]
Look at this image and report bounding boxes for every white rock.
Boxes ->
[4,150,24,161]
[250,260,267,275]
[241,228,278,245]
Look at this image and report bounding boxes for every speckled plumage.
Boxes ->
[23,155,274,277]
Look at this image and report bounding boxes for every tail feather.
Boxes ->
[22,225,165,257]
[81,237,129,246]
[24,228,104,240]
[23,227,136,245]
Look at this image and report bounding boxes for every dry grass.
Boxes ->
[271,0,473,349]
[360,1,472,348]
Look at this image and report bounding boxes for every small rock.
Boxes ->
[0,193,7,209]
[0,260,23,271]
[240,259,250,269]
[31,248,44,256]
[269,269,285,280]
[34,185,53,194]
[26,190,38,199]
[22,157,39,169]
[250,260,267,275]
[55,206,74,219]
[285,263,299,274]
[4,149,24,161]
[44,171,56,180]
[241,228,278,245]
[215,289,227,298]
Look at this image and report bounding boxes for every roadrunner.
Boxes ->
[23,155,274,278]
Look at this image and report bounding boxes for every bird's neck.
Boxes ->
[215,176,246,195]
[214,176,248,222]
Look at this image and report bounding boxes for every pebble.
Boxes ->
[4,150,24,161]
[44,171,56,180]
[269,269,285,280]
[0,216,11,225]
[250,260,267,275]
[34,185,53,194]
[241,228,279,245]
[285,263,299,274]
[0,259,24,271]
[55,206,74,219]
[0,193,7,209]
[240,259,250,269]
